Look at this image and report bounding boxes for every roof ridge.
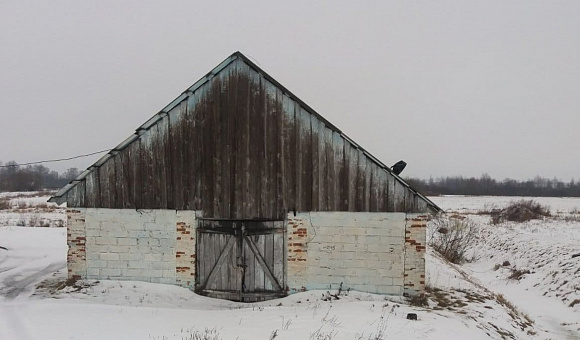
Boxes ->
[49,52,441,212]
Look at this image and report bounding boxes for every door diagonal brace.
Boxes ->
[243,235,282,291]
[200,236,236,291]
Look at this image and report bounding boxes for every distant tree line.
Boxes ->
[405,174,580,197]
[0,161,79,192]
[3,159,579,197]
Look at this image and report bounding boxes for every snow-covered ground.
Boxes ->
[0,194,578,339]
[0,191,65,228]
[431,196,580,340]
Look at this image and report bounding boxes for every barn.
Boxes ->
[50,52,441,302]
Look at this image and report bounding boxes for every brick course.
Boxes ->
[68,208,425,298]
[175,211,196,289]
[286,212,425,296]
[403,215,428,296]
[67,208,87,280]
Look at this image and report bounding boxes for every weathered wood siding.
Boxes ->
[63,58,430,218]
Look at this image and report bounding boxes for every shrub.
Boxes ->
[408,293,428,307]
[507,268,530,281]
[491,199,550,224]
[429,217,478,264]
[0,198,9,210]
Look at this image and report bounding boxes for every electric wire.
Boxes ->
[0,149,112,168]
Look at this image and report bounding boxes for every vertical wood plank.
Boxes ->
[107,158,117,209]
[235,61,250,219]
[255,235,265,290]
[169,101,183,209]
[200,81,215,216]
[364,155,371,212]
[368,163,378,212]
[275,88,284,219]
[265,80,278,219]
[273,223,284,288]
[218,71,232,218]
[264,231,274,291]
[282,94,296,213]
[130,139,142,209]
[354,149,362,212]
[317,121,327,211]
[311,118,320,211]
[196,230,204,286]
[147,124,165,209]
[156,122,168,208]
[186,90,196,210]
[114,154,125,209]
[375,169,384,211]
[348,144,357,211]
[299,107,312,211]
[211,77,223,218]
[159,114,173,209]
[78,180,86,207]
[189,89,202,211]
[248,69,262,218]
[226,65,238,219]
[394,179,405,212]
[416,196,428,212]
[294,106,303,211]
[387,171,395,211]
[324,127,334,211]
[380,170,388,211]
[332,132,344,211]
[245,237,255,293]
[140,129,154,208]
[98,163,109,208]
[208,233,217,290]
[70,182,79,207]
[85,170,97,207]
[120,144,134,209]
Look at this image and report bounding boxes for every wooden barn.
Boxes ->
[50,52,441,302]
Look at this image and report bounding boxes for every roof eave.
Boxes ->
[51,51,442,213]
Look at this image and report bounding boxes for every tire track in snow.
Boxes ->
[1,262,65,299]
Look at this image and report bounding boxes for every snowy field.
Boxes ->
[0,194,579,340]
[0,192,65,228]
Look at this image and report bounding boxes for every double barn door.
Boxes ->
[196,219,286,302]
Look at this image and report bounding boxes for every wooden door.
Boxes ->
[196,219,286,302]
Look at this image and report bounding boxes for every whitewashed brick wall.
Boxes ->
[286,212,426,296]
[67,209,197,286]
[68,208,425,297]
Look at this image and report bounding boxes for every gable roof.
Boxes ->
[50,51,441,213]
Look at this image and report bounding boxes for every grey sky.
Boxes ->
[1,1,579,181]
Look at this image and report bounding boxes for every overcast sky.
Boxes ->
[1,1,579,181]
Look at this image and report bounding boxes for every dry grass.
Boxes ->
[495,293,534,329]
[429,217,478,264]
[562,208,580,222]
[424,286,474,310]
[408,293,428,307]
[491,199,550,224]
[507,268,531,281]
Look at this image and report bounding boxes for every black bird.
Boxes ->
[391,160,406,175]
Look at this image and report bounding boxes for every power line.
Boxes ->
[0,149,112,168]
